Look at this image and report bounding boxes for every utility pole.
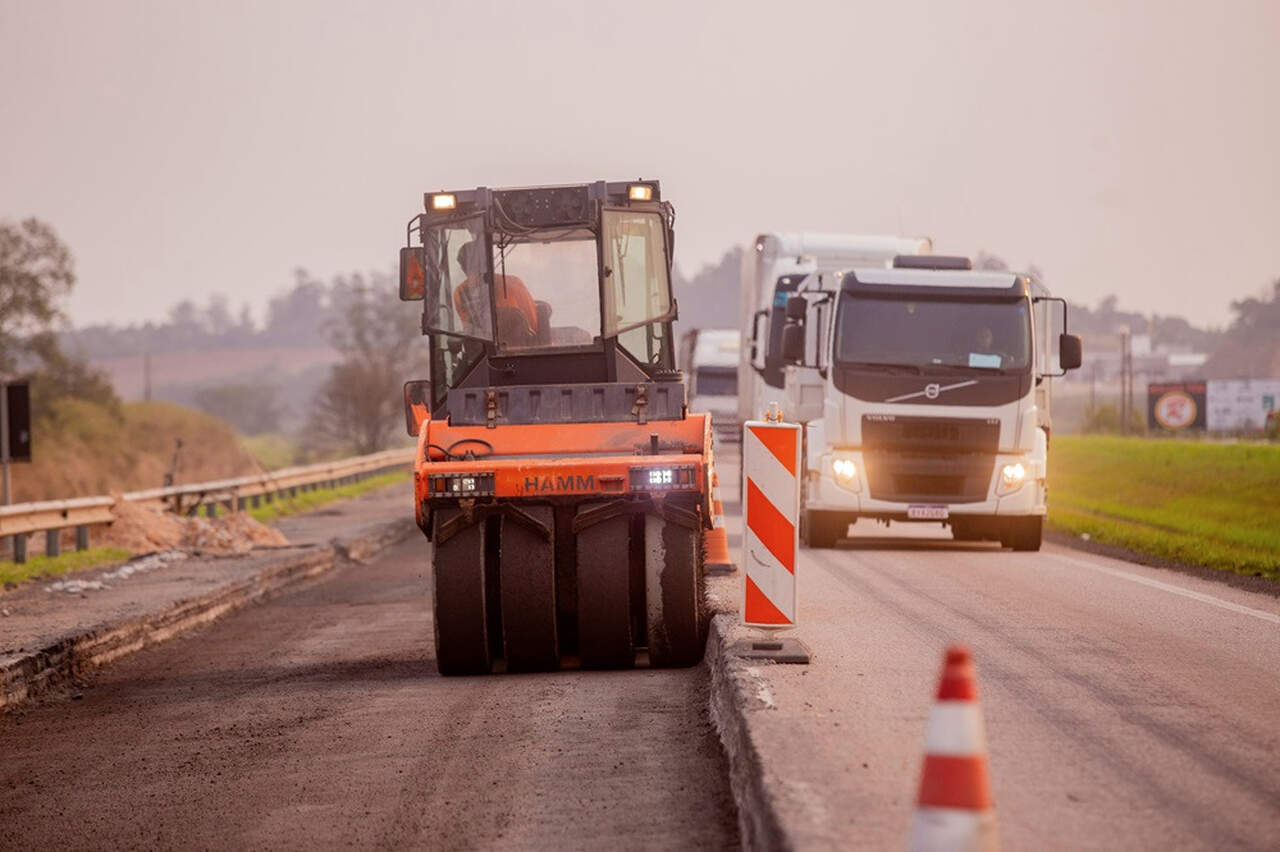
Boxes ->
[144,352,152,403]
[1,380,10,507]
[2,381,10,558]
[1119,328,1131,436]
[1089,362,1097,415]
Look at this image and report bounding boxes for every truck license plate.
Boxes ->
[907,505,949,520]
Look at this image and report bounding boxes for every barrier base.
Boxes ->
[730,637,811,664]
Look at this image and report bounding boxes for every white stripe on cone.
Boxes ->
[923,702,987,756]
[910,807,998,852]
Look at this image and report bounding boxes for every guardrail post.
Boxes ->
[14,534,27,564]
[250,495,260,509]
[206,503,217,518]
[76,525,90,551]
[45,529,61,558]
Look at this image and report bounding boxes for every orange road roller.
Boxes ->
[399,180,713,674]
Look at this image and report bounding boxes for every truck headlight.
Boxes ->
[830,455,860,493]
[998,462,1027,494]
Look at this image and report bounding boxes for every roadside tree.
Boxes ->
[310,274,426,454]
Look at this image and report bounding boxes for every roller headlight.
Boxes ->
[630,464,697,492]
[429,471,495,497]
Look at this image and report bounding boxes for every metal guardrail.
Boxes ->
[0,448,415,564]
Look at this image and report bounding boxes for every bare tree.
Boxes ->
[310,274,427,453]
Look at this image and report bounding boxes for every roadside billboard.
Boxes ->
[1147,381,1206,432]
[1206,378,1280,433]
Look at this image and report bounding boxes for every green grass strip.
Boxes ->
[0,547,133,588]
[245,470,410,523]
[1049,435,1280,580]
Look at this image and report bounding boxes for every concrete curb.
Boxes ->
[1,518,417,712]
[705,612,793,852]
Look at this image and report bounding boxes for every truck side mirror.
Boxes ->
[1059,333,1082,371]
[400,247,426,301]
[781,323,805,364]
[404,380,432,435]
[785,295,808,321]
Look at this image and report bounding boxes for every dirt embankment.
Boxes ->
[11,400,262,503]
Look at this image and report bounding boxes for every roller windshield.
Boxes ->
[835,295,1031,372]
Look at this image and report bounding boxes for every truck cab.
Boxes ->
[779,256,1082,550]
[738,233,932,427]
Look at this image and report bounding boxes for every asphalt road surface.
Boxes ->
[0,535,739,850]
[719,445,1280,850]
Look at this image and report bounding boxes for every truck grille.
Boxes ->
[862,416,998,504]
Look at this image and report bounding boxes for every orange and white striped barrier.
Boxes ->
[704,469,736,574]
[909,645,998,852]
[741,413,800,627]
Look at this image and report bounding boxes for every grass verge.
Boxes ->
[0,547,133,588]
[1050,435,1280,580]
[245,470,410,523]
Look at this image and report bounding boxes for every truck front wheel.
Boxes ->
[1000,516,1043,552]
[802,511,847,549]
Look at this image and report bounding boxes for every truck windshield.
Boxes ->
[835,295,1031,372]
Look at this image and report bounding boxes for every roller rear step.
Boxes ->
[431,501,709,676]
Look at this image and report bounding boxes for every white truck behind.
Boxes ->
[738,233,932,428]
[778,255,1082,551]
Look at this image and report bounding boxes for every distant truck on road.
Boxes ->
[679,329,740,441]
[738,232,932,426]
[777,255,1082,551]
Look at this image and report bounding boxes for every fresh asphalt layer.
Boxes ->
[0,494,739,849]
[717,446,1280,850]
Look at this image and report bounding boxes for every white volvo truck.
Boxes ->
[737,233,932,428]
[778,255,1082,551]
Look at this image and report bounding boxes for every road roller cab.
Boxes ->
[399,180,713,675]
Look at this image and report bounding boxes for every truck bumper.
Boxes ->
[804,449,1046,518]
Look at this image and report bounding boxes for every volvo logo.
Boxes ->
[885,379,980,404]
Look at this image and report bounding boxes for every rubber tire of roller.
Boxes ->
[431,510,493,676]
[645,514,708,668]
[575,511,634,669]
[499,506,560,672]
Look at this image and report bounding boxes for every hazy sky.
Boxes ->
[2,0,1277,329]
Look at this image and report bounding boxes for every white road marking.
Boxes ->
[1045,552,1280,626]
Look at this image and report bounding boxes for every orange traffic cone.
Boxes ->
[909,645,998,852]
[704,469,736,574]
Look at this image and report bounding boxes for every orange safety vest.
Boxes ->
[454,274,539,334]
